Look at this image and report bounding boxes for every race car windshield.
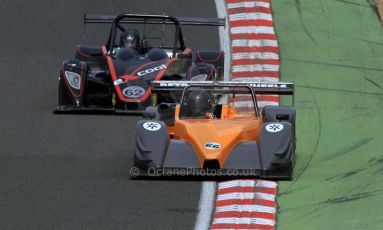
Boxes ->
[179,87,257,119]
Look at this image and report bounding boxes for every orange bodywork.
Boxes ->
[167,104,263,168]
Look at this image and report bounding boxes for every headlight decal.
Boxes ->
[64,71,81,90]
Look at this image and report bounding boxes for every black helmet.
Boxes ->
[187,90,213,116]
[120,29,140,50]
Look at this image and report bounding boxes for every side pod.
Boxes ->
[133,119,200,171]
[259,122,294,178]
[133,120,169,169]
[262,105,297,153]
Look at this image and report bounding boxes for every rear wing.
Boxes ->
[84,13,225,56]
[151,80,294,95]
[84,14,226,27]
[152,81,294,116]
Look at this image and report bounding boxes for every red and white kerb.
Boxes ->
[228,0,280,108]
[211,180,277,230]
[211,0,279,229]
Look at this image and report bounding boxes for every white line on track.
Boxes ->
[216,0,231,81]
[193,182,217,230]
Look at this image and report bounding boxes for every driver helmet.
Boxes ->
[187,90,213,117]
[120,29,140,50]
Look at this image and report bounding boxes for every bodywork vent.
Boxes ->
[203,159,220,169]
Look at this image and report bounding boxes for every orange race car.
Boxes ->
[131,81,296,179]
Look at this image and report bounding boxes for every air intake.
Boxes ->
[203,159,220,169]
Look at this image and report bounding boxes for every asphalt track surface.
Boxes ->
[0,1,219,229]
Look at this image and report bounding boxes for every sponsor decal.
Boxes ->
[143,121,161,131]
[265,123,284,133]
[113,79,124,85]
[137,64,167,76]
[156,81,290,89]
[122,86,146,98]
[249,83,287,88]
[159,82,189,87]
[204,142,222,150]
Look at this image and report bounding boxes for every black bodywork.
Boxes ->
[55,14,225,114]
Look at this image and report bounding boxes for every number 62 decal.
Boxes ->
[204,142,222,150]
[122,86,146,98]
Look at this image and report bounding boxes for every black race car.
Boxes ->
[55,14,225,114]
